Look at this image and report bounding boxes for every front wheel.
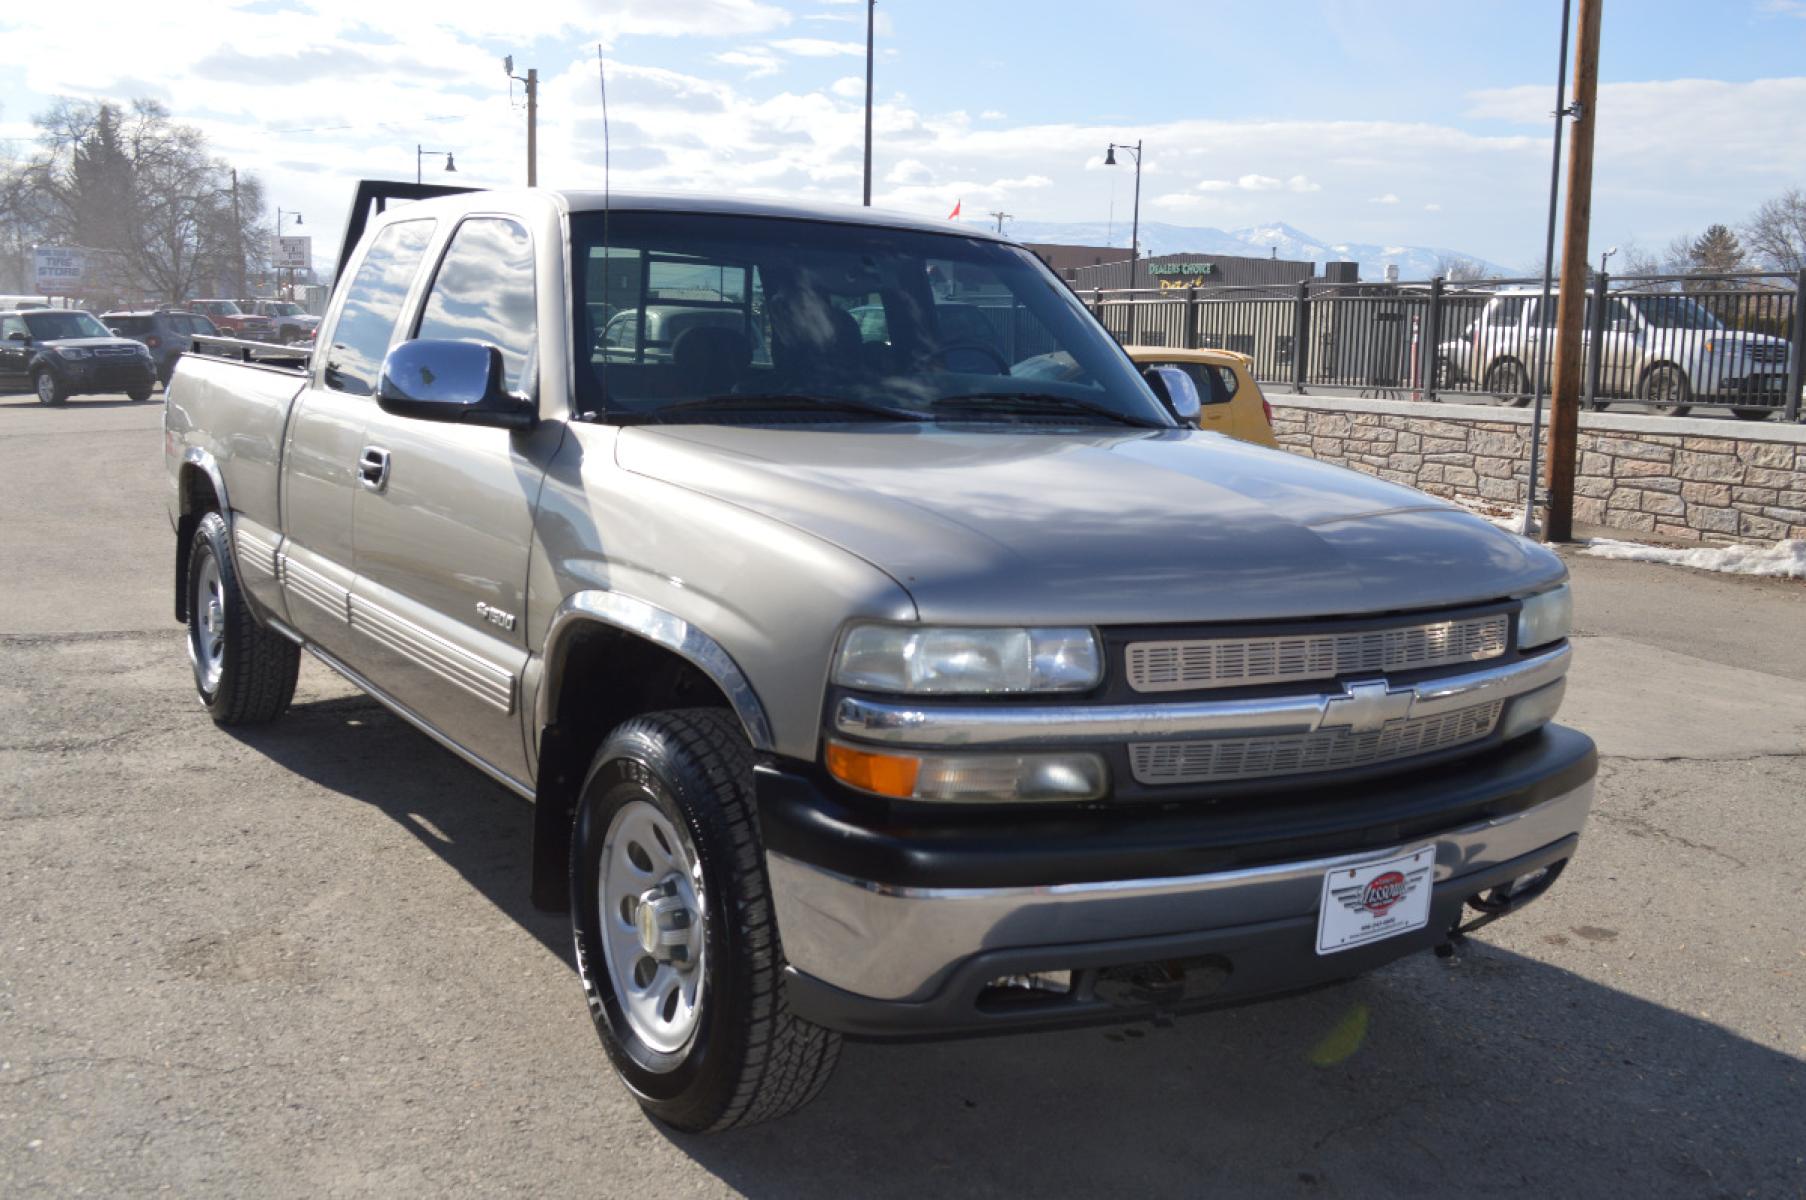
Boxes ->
[34,370,66,406]
[186,511,299,724]
[572,709,840,1132]
[1730,407,1775,422]
[128,386,154,402]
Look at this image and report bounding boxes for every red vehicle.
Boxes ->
[185,299,277,342]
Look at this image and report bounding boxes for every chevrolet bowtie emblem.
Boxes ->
[1320,680,1415,735]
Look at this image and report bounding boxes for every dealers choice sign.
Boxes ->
[33,246,90,294]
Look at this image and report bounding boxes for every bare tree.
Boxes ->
[1743,187,1806,274]
[1433,254,1489,281]
[0,97,266,305]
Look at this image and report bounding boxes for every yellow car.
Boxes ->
[1124,345,1279,447]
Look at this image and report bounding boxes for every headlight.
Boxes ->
[826,741,1108,803]
[833,624,1101,694]
[1517,584,1571,650]
[57,347,93,360]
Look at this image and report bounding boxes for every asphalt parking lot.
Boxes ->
[3,392,1804,1198]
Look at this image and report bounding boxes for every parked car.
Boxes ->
[596,304,770,364]
[244,299,320,345]
[185,299,278,342]
[166,184,1593,1132]
[1470,285,1793,419]
[1,307,157,404]
[1123,346,1279,446]
[103,309,221,385]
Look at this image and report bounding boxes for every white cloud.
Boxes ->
[1237,173,1282,190]
[886,158,934,185]
[768,37,864,57]
[716,48,783,78]
[1195,179,1234,192]
[1424,202,1442,211]
[829,75,865,98]
[1288,174,1322,192]
[980,110,1007,121]
[1369,193,1401,204]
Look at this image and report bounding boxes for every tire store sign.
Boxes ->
[34,246,89,295]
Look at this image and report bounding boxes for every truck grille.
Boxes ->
[1124,613,1509,693]
[94,345,140,359]
[1749,345,1787,365]
[1128,700,1504,784]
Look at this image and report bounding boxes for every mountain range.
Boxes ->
[966,219,1512,282]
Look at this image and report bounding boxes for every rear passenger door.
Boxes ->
[348,215,560,783]
[0,314,31,388]
[276,218,438,662]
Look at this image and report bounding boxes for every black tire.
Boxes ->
[128,386,154,402]
[1730,407,1775,422]
[185,511,299,725]
[1639,363,1692,417]
[34,370,66,406]
[571,708,839,1132]
[1485,358,1531,407]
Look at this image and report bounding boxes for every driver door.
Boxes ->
[0,314,29,389]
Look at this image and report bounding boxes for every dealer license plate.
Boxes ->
[1316,845,1436,955]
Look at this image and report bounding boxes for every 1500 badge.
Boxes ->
[476,602,516,631]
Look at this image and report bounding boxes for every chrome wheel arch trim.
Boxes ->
[535,590,776,752]
[178,446,232,517]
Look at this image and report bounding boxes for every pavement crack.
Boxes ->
[1589,809,1748,868]
[1600,752,1805,764]
[0,628,182,646]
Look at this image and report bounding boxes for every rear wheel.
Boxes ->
[571,709,839,1132]
[1640,363,1692,417]
[1485,359,1530,406]
[1730,407,1775,422]
[128,386,154,402]
[186,511,299,725]
[34,370,66,406]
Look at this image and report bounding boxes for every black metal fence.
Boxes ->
[1081,270,1806,422]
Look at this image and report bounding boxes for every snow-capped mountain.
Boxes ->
[973,218,1511,281]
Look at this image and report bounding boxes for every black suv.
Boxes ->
[103,309,221,385]
[0,309,158,404]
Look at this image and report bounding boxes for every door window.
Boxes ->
[415,217,538,393]
[322,219,437,396]
[1,314,24,342]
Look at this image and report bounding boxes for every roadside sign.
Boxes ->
[274,236,313,270]
[33,247,88,295]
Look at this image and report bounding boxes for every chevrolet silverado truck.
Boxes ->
[164,184,1594,1132]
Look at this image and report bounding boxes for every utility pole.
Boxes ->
[1520,0,1573,539]
[230,167,246,298]
[988,211,1012,234]
[506,58,539,186]
[862,0,875,206]
[1543,0,1602,544]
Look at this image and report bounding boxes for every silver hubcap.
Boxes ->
[599,800,706,1056]
[191,552,225,693]
[36,374,53,403]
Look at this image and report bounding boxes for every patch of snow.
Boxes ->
[1581,538,1806,580]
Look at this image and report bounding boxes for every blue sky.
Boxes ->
[2,0,1803,273]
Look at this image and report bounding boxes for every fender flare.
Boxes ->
[179,446,232,517]
[535,589,775,752]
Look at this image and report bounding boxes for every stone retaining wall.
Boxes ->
[1269,395,1806,544]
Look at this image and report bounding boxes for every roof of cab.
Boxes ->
[384,186,1010,243]
[1122,345,1256,368]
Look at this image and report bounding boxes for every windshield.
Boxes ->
[1626,295,1723,331]
[195,300,241,316]
[266,302,304,316]
[571,211,1168,426]
[23,311,111,340]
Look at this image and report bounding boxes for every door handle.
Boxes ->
[358,446,391,493]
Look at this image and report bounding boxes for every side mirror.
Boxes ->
[6,331,27,343]
[1143,365,1202,424]
[377,339,536,430]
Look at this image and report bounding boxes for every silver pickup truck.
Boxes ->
[165,184,1594,1132]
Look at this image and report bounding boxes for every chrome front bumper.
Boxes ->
[768,777,1594,1003]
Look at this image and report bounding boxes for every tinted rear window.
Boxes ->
[109,317,153,334]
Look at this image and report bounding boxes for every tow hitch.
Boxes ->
[1435,857,1570,956]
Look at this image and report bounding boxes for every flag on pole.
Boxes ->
[947,199,962,220]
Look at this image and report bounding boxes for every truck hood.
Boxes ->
[617,425,1566,625]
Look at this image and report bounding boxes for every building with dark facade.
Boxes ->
[1066,250,1332,291]
[1024,242,1133,278]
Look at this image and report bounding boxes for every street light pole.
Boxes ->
[862,0,875,206]
[1105,141,1143,285]
[417,145,458,186]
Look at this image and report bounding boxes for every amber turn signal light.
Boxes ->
[825,743,921,798]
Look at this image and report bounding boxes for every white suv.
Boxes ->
[1470,286,1793,419]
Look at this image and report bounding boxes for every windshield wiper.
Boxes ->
[634,392,929,423]
[932,391,1164,428]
